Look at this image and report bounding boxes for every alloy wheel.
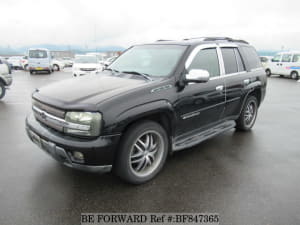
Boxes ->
[244,100,257,127]
[129,130,164,178]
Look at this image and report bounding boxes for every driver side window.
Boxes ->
[188,48,220,77]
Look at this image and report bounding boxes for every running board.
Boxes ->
[173,121,236,151]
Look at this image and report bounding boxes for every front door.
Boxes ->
[175,46,226,136]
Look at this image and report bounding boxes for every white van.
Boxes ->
[28,48,53,74]
[265,51,300,80]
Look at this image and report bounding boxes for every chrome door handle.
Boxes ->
[216,85,224,91]
[244,79,250,85]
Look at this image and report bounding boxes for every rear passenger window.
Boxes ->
[292,54,300,62]
[241,46,261,70]
[221,48,238,74]
[188,48,220,77]
[282,54,292,62]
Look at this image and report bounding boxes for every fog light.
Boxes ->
[70,151,85,163]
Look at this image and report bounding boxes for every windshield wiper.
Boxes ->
[121,71,153,81]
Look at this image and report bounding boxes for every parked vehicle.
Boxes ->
[26,37,266,184]
[265,51,300,80]
[0,59,12,99]
[260,56,272,69]
[0,57,12,74]
[28,48,53,74]
[86,52,106,64]
[21,56,28,71]
[7,56,22,69]
[52,58,65,71]
[61,57,73,67]
[72,55,103,77]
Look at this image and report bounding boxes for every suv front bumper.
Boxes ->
[26,113,121,173]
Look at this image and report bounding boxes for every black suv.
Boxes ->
[26,37,267,184]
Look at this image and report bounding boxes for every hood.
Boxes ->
[33,73,149,109]
[73,63,101,69]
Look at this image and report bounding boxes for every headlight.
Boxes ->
[64,112,102,137]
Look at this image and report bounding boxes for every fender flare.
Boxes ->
[114,100,177,135]
[238,81,262,116]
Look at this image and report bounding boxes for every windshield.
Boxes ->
[75,55,98,63]
[109,45,187,76]
[29,50,47,58]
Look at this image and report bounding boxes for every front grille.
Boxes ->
[32,100,65,132]
[80,68,96,71]
[33,99,65,118]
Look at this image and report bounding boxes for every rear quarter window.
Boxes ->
[241,46,261,70]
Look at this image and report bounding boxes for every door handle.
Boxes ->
[216,85,224,91]
[243,79,250,85]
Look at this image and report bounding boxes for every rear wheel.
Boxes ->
[266,69,271,77]
[0,82,6,99]
[236,96,258,131]
[291,71,299,80]
[115,121,168,184]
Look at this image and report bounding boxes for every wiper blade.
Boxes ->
[121,71,153,81]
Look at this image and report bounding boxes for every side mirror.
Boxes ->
[185,69,210,83]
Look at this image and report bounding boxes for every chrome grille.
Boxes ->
[33,99,65,118]
[32,100,65,132]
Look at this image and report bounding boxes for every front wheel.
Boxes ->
[53,64,60,71]
[266,69,271,77]
[0,82,6,100]
[236,96,258,131]
[115,121,168,184]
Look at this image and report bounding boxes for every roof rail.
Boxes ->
[183,37,249,44]
[156,39,174,42]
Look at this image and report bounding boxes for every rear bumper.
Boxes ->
[26,113,121,173]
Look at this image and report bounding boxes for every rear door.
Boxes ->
[219,45,248,118]
[175,44,226,136]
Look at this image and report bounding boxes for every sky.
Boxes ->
[0,0,299,50]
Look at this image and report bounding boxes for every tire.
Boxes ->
[24,64,28,71]
[53,64,60,71]
[236,95,258,131]
[115,121,168,184]
[291,71,299,80]
[266,69,271,77]
[29,70,33,75]
[48,70,52,74]
[0,82,6,100]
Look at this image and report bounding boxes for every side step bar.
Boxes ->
[173,121,236,151]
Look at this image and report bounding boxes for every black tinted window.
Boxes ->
[241,46,261,69]
[221,48,238,74]
[188,48,220,77]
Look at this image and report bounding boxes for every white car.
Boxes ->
[52,59,65,71]
[21,56,29,70]
[265,51,300,80]
[61,57,73,67]
[72,55,103,77]
[7,56,22,69]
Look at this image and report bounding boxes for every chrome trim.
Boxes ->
[185,44,218,69]
[181,102,224,120]
[33,106,90,131]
